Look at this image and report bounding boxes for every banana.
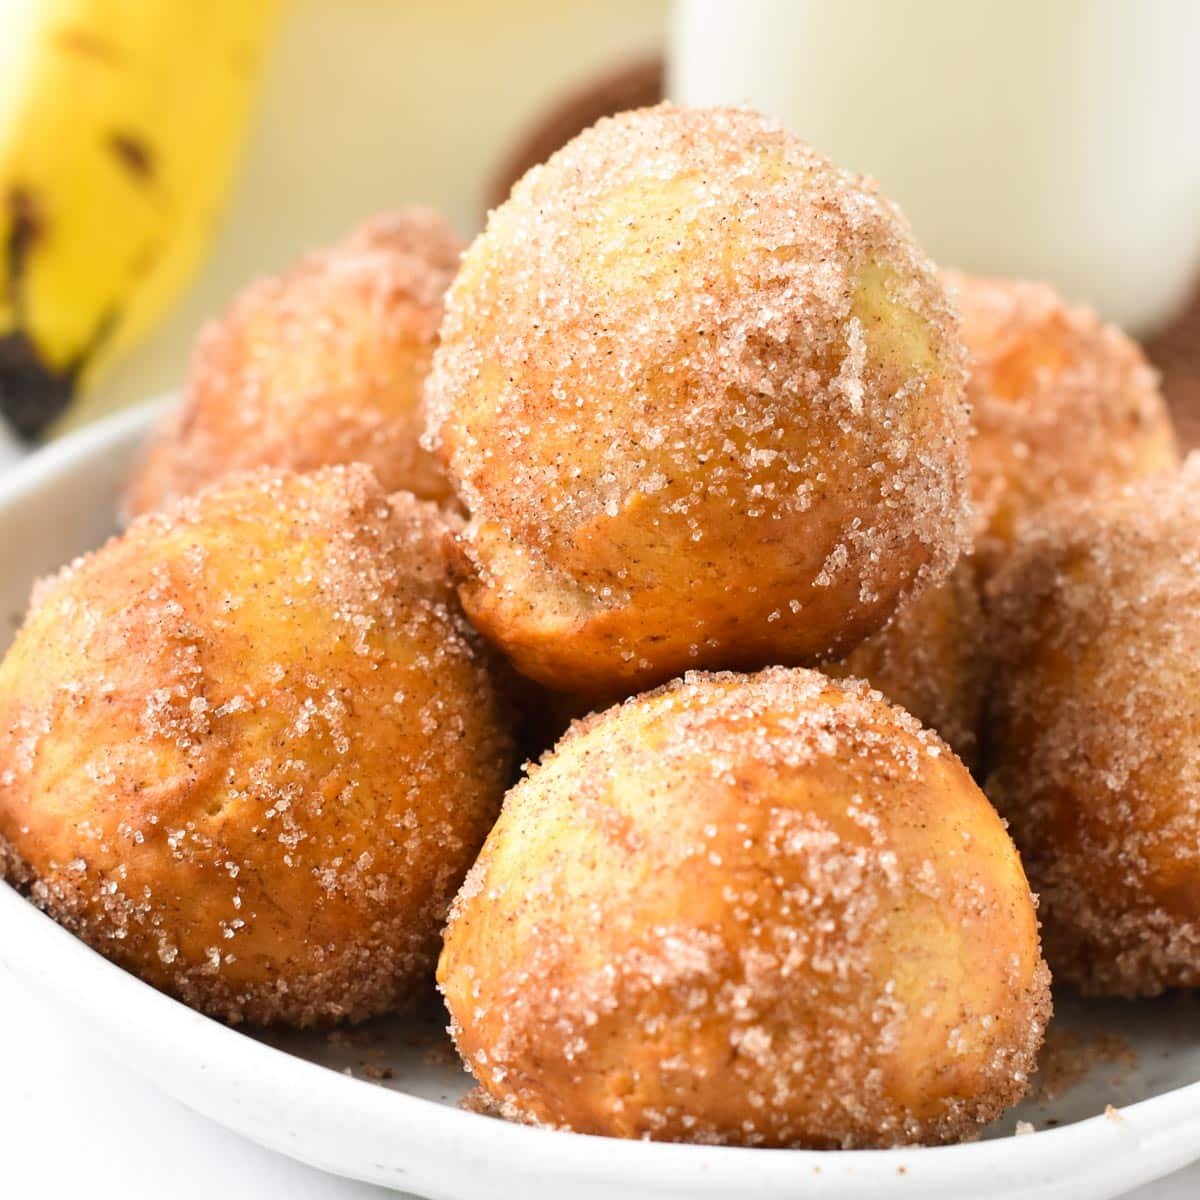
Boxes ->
[0,0,282,441]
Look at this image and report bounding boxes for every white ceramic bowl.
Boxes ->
[1,404,1199,1200]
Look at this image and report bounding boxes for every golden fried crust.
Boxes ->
[428,105,971,694]
[945,271,1179,575]
[124,209,463,518]
[826,558,984,769]
[985,459,1200,997]
[0,466,513,1026]
[439,668,1049,1147]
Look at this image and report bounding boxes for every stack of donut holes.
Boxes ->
[1,105,1193,1150]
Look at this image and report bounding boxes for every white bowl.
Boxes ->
[1,403,1199,1200]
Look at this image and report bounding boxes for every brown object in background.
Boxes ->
[1145,282,1200,451]
[487,53,665,211]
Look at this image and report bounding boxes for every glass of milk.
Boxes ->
[669,0,1200,334]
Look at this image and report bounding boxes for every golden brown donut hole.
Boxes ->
[125,209,462,518]
[0,466,513,1026]
[428,105,971,695]
[985,459,1200,997]
[439,667,1049,1147]
[825,558,984,769]
[945,271,1179,576]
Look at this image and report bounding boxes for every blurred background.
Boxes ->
[1,0,1198,449]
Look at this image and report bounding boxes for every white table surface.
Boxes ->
[0,974,1195,1200]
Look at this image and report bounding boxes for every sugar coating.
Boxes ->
[985,458,1200,997]
[945,271,1179,574]
[1031,1026,1136,1104]
[427,104,971,692]
[124,209,463,519]
[825,557,984,768]
[0,465,513,1026]
[439,667,1049,1148]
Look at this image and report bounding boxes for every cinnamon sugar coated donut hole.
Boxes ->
[945,271,1179,574]
[825,559,984,768]
[985,459,1200,997]
[0,466,513,1026]
[438,668,1050,1147]
[124,209,463,518]
[427,105,972,694]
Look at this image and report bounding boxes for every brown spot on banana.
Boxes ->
[5,186,43,293]
[0,304,120,441]
[53,29,122,65]
[0,331,76,440]
[108,133,155,182]
[0,188,125,440]
[0,187,70,440]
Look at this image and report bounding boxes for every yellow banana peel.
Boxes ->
[0,0,282,439]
